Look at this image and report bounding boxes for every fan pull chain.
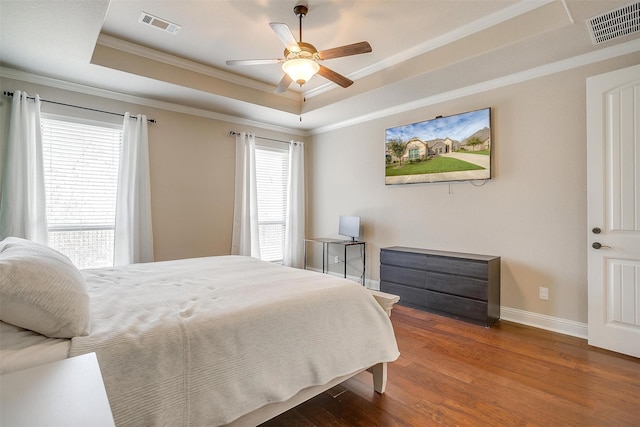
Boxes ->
[299,13,303,42]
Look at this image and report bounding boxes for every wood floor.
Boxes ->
[261,305,640,426]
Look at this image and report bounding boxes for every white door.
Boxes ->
[587,64,640,358]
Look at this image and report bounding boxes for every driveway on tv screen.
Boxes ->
[386,152,490,185]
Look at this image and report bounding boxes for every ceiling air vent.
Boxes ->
[138,12,181,35]
[586,1,640,44]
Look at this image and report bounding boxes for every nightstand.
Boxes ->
[0,352,115,426]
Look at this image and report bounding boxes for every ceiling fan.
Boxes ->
[226,3,372,93]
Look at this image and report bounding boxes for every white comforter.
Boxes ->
[70,256,399,426]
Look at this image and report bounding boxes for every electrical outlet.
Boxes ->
[539,287,549,300]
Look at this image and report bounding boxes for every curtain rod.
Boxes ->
[3,91,156,124]
[229,131,291,145]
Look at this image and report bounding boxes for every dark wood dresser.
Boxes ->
[380,246,500,326]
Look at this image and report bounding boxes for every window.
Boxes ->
[409,148,420,160]
[41,117,122,269]
[255,145,288,262]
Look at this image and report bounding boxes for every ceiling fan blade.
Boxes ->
[269,22,300,53]
[317,65,353,88]
[275,74,293,93]
[226,59,282,66]
[318,41,372,60]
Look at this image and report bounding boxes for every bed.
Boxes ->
[0,237,399,426]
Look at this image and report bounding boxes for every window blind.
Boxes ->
[255,146,288,263]
[41,117,122,269]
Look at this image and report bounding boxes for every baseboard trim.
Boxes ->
[500,307,587,339]
[365,278,380,291]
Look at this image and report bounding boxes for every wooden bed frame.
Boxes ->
[227,290,399,426]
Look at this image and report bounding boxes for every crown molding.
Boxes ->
[560,0,575,24]
[303,0,557,99]
[0,66,308,137]
[310,38,640,135]
[96,34,300,102]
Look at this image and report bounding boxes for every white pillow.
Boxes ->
[0,237,91,338]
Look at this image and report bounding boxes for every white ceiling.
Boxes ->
[1,0,639,133]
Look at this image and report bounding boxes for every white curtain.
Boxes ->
[0,91,47,243]
[284,141,305,268]
[114,113,154,265]
[231,132,261,258]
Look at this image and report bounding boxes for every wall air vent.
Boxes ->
[586,1,640,44]
[138,12,181,35]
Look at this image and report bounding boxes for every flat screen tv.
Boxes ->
[339,215,360,242]
[385,107,492,185]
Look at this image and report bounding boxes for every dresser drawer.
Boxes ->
[427,256,488,279]
[380,282,426,310]
[426,272,488,301]
[381,265,427,288]
[424,290,488,322]
[381,250,427,270]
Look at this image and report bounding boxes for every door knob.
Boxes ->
[592,242,611,249]
[592,227,601,234]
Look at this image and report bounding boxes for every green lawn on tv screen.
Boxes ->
[385,156,485,176]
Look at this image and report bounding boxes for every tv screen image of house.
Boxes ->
[385,107,492,185]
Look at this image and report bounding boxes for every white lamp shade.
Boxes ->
[282,59,320,85]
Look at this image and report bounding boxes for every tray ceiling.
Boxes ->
[1,1,638,132]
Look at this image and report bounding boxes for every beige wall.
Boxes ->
[306,54,640,324]
[0,77,301,262]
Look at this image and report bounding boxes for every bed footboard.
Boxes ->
[369,290,400,317]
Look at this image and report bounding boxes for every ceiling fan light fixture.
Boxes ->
[227,4,371,93]
[282,58,320,85]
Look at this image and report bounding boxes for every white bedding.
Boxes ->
[0,321,70,374]
[69,255,399,426]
